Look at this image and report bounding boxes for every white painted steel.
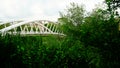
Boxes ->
[0,20,64,36]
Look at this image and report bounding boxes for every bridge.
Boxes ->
[0,20,64,36]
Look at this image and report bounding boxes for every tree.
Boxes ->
[105,0,120,16]
[59,2,120,67]
[80,5,120,68]
[58,3,85,37]
[59,3,103,68]
[60,3,85,26]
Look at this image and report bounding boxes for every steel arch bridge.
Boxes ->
[0,20,64,36]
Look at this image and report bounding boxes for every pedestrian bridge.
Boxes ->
[0,20,64,36]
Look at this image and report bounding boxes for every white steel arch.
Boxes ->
[0,20,64,36]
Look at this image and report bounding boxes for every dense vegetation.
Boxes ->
[0,1,120,68]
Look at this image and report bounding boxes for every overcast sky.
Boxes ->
[0,0,105,21]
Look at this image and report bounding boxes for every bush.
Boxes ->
[0,34,99,68]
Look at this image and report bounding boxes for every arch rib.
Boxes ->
[0,20,64,36]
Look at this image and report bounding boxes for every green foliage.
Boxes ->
[0,34,92,68]
[61,3,85,25]
[59,2,120,68]
[105,0,120,9]
[0,2,120,68]
[58,3,85,37]
[105,0,120,16]
[80,19,120,67]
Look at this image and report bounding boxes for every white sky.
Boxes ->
[0,0,105,21]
